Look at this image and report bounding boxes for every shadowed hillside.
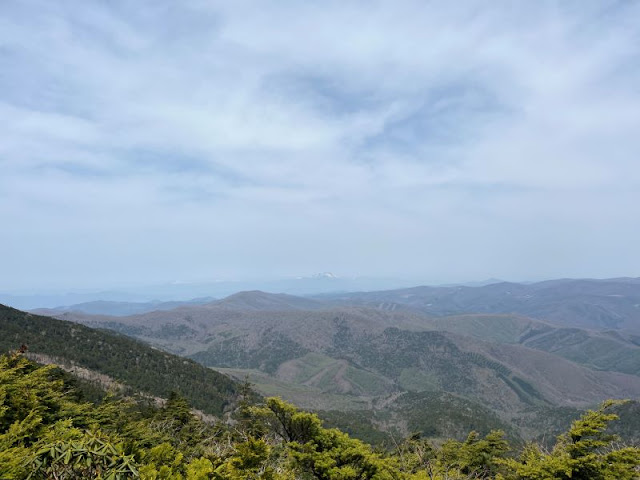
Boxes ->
[0,304,243,417]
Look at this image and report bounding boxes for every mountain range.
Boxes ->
[30,278,640,443]
[318,278,640,332]
[31,277,640,332]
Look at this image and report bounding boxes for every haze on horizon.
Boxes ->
[2,1,640,292]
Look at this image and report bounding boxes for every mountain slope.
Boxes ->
[52,303,429,356]
[0,304,242,416]
[211,290,326,311]
[423,314,640,375]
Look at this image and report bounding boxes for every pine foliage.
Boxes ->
[0,353,638,479]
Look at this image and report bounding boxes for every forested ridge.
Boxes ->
[0,304,241,416]
[1,352,639,479]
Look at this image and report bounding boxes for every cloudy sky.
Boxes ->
[1,1,639,292]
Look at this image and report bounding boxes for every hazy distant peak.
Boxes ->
[310,272,339,280]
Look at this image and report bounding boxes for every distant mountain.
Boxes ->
[310,272,339,279]
[318,278,640,332]
[0,291,150,311]
[438,278,507,287]
[212,290,325,311]
[0,304,243,417]
[2,275,414,310]
[31,297,215,317]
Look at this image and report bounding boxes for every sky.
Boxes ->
[1,0,640,292]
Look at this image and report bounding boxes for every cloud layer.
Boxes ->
[2,0,639,290]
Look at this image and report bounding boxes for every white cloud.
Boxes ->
[1,0,639,290]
